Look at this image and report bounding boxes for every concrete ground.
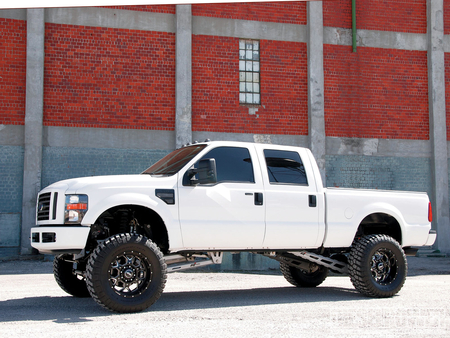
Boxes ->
[0,256,449,338]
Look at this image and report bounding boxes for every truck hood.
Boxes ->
[44,174,177,194]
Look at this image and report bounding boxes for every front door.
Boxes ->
[178,145,265,249]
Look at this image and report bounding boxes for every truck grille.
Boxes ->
[37,192,51,221]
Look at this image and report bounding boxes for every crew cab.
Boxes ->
[31,141,436,312]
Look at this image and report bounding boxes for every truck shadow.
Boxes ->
[153,285,361,312]
[0,285,362,323]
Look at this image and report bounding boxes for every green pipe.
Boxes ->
[352,0,357,52]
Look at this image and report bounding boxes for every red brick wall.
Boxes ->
[0,18,26,125]
[192,35,308,135]
[445,0,450,34]
[324,45,429,140]
[445,53,450,140]
[192,2,307,25]
[100,5,176,14]
[324,0,426,34]
[44,24,175,130]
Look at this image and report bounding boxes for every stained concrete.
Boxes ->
[428,0,450,254]
[307,2,326,182]
[21,9,45,255]
[175,5,192,148]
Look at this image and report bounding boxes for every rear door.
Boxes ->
[178,144,266,249]
[256,146,322,249]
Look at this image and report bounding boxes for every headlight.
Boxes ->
[65,194,88,224]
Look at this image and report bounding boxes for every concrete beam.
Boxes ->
[43,126,175,151]
[324,27,427,51]
[45,7,175,33]
[307,2,326,182]
[0,9,26,20]
[21,9,45,255]
[0,125,25,146]
[175,5,192,148]
[428,0,450,253]
[192,16,307,43]
[326,137,431,158]
[193,131,309,148]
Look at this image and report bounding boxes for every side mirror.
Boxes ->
[197,158,217,184]
[185,158,217,185]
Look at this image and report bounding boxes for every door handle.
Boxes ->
[309,195,317,207]
[254,192,263,206]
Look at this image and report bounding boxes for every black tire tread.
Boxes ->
[86,233,167,313]
[280,262,328,287]
[348,234,407,298]
[53,255,91,298]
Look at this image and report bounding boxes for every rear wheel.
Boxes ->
[86,234,167,313]
[280,262,328,287]
[349,234,407,297]
[53,255,90,298]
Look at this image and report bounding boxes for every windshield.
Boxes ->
[142,144,207,176]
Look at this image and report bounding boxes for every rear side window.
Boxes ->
[200,146,255,183]
[264,149,308,185]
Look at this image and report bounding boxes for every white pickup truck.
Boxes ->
[31,141,436,313]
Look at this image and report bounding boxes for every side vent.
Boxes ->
[155,189,175,205]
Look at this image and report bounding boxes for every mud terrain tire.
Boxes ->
[280,262,328,287]
[54,255,90,298]
[86,234,167,313]
[349,234,407,298]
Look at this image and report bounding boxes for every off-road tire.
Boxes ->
[280,262,328,287]
[348,234,407,298]
[53,255,90,298]
[86,233,167,313]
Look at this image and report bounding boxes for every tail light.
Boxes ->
[428,202,433,222]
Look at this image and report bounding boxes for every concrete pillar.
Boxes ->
[428,0,450,253]
[307,1,326,182]
[175,5,192,148]
[21,9,45,254]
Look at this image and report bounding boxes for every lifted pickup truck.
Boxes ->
[31,141,436,313]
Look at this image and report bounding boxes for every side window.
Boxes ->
[200,147,255,183]
[264,149,308,185]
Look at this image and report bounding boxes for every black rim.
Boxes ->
[108,251,152,298]
[370,248,398,285]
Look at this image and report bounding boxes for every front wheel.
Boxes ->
[348,234,407,298]
[86,234,167,313]
[280,262,328,287]
[53,255,90,298]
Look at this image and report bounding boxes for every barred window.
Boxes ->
[239,40,260,105]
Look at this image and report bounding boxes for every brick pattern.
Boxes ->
[192,35,308,135]
[324,45,429,140]
[44,24,175,130]
[324,0,427,34]
[326,155,431,195]
[445,0,450,35]
[0,146,24,213]
[445,53,450,140]
[192,2,307,25]
[0,18,26,125]
[100,5,176,14]
[41,147,170,187]
[0,214,21,247]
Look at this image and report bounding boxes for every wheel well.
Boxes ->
[356,213,402,245]
[92,205,169,254]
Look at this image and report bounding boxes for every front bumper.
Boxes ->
[31,226,90,254]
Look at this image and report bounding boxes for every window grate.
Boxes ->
[239,40,260,105]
